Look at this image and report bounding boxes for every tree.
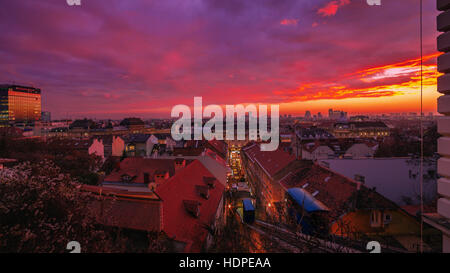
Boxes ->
[0,136,103,185]
[0,160,117,252]
[1,161,156,252]
[0,160,170,253]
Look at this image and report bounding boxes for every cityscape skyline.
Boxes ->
[0,0,441,119]
[2,0,450,256]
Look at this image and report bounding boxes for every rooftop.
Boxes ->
[295,127,335,140]
[243,142,296,177]
[103,157,183,184]
[82,185,163,232]
[120,117,145,127]
[120,134,151,143]
[0,84,41,94]
[334,121,388,129]
[277,161,397,218]
[155,160,225,252]
[207,139,228,159]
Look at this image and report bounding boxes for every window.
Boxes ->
[384,213,392,224]
[370,210,382,228]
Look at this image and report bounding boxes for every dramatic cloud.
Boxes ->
[275,53,441,101]
[0,0,440,118]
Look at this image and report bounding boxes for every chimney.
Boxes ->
[354,174,365,184]
[356,182,361,191]
[148,182,157,191]
[174,158,186,172]
[143,172,150,184]
[154,170,168,184]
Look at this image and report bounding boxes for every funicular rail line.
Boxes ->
[249,220,361,253]
[250,219,410,253]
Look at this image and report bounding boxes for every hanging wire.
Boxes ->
[419,0,424,254]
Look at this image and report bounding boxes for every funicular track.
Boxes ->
[247,220,361,253]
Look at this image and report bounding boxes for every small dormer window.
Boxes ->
[203,176,216,188]
[183,200,201,218]
[196,185,210,200]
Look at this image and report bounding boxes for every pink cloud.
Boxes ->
[280,18,299,26]
[317,0,350,17]
[0,0,439,118]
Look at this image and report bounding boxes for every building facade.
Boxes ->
[424,0,450,253]
[0,84,41,124]
[332,121,389,138]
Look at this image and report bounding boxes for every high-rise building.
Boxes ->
[41,111,51,122]
[0,84,41,124]
[328,108,347,120]
[305,110,311,119]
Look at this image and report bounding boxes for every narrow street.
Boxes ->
[223,145,363,253]
[222,146,293,253]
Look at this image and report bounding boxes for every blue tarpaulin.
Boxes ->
[287,188,329,212]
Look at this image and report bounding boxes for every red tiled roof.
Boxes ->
[172,147,204,156]
[46,138,93,151]
[82,185,163,232]
[243,143,296,177]
[0,158,17,164]
[302,142,323,153]
[207,139,228,159]
[402,204,436,217]
[278,162,396,218]
[185,140,206,148]
[300,138,380,154]
[104,157,176,184]
[279,163,356,218]
[155,160,225,252]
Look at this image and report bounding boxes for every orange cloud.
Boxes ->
[274,52,442,102]
[317,0,350,17]
[353,52,442,87]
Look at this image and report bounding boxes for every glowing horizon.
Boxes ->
[0,0,441,119]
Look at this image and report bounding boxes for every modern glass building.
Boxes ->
[0,84,41,124]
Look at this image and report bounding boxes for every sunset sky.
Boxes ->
[0,0,441,119]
